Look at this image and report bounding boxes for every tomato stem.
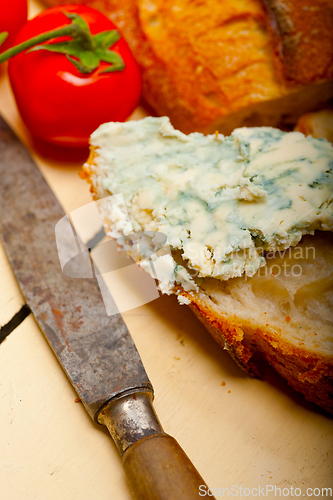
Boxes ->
[0,32,8,48]
[0,12,125,74]
[0,25,75,64]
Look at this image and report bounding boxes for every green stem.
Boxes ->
[0,32,8,48]
[0,12,124,75]
[0,24,82,64]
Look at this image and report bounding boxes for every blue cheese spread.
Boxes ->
[87,117,333,291]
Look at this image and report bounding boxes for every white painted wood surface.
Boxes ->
[0,2,332,498]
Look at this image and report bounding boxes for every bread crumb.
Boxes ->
[221,381,226,386]
[228,390,231,393]
[74,397,81,403]
[285,315,291,323]
[79,169,89,179]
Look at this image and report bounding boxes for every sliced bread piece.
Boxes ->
[81,117,333,413]
[44,0,333,134]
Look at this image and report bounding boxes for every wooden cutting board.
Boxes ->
[0,2,332,499]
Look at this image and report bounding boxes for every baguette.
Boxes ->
[81,117,333,413]
[44,0,333,134]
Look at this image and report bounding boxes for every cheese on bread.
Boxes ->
[81,117,333,413]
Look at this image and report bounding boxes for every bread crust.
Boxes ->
[187,293,333,415]
[44,0,333,133]
[261,0,333,86]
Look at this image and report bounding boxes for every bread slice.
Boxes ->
[183,232,333,414]
[295,109,333,144]
[81,118,333,413]
[44,0,333,134]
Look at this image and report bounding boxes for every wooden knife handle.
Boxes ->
[123,433,214,500]
[98,391,215,500]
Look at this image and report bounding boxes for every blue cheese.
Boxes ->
[87,117,333,285]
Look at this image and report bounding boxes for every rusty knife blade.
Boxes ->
[0,116,152,421]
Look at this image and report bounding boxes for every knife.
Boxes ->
[0,116,216,500]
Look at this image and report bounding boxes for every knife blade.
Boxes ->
[0,116,215,500]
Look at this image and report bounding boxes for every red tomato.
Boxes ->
[0,0,27,52]
[8,5,142,148]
